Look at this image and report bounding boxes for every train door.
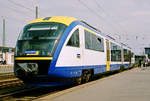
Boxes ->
[129,50,132,67]
[106,39,110,71]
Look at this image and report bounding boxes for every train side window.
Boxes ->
[98,38,101,43]
[92,35,104,52]
[85,30,92,49]
[67,29,80,47]
[124,49,130,62]
[110,42,121,61]
[85,30,104,52]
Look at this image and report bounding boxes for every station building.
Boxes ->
[0,46,14,65]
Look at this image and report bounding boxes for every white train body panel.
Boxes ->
[83,49,106,66]
[56,25,107,67]
[55,21,132,72]
[56,25,83,67]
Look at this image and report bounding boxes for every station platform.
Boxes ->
[36,67,150,101]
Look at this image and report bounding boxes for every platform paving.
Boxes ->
[36,67,150,101]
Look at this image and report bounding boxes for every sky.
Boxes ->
[0,0,150,55]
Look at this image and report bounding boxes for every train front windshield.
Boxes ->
[15,23,67,56]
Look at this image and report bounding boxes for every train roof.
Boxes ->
[28,16,132,51]
[29,16,77,26]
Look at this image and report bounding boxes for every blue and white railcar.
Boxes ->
[14,16,133,86]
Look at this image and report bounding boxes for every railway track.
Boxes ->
[0,78,23,88]
[0,73,73,100]
[0,68,133,101]
[0,73,15,80]
[0,85,72,101]
[0,86,42,100]
[0,72,23,89]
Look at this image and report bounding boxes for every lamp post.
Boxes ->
[35,6,38,19]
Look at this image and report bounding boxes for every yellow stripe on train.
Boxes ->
[29,16,77,26]
[15,57,53,60]
[83,27,97,35]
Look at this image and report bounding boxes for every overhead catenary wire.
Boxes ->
[3,5,33,19]
[11,0,46,18]
[94,0,128,40]
[78,0,106,22]
[93,0,122,38]
[5,16,28,24]
[0,0,35,23]
[21,0,38,7]
[7,0,34,13]
[78,0,123,41]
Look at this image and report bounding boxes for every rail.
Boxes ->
[0,78,23,88]
[0,72,15,80]
[0,87,41,99]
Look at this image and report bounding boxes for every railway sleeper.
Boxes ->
[0,79,23,89]
[120,65,125,72]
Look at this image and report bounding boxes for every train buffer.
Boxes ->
[35,67,150,101]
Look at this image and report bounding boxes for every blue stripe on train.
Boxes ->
[110,64,121,71]
[124,64,130,68]
[48,64,130,78]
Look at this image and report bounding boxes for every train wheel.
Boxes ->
[82,70,91,83]
[120,65,124,72]
[75,77,82,85]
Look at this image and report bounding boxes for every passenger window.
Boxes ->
[67,29,80,47]
[98,38,101,43]
[110,42,121,61]
[85,30,104,52]
[85,31,92,49]
[124,49,130,62]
